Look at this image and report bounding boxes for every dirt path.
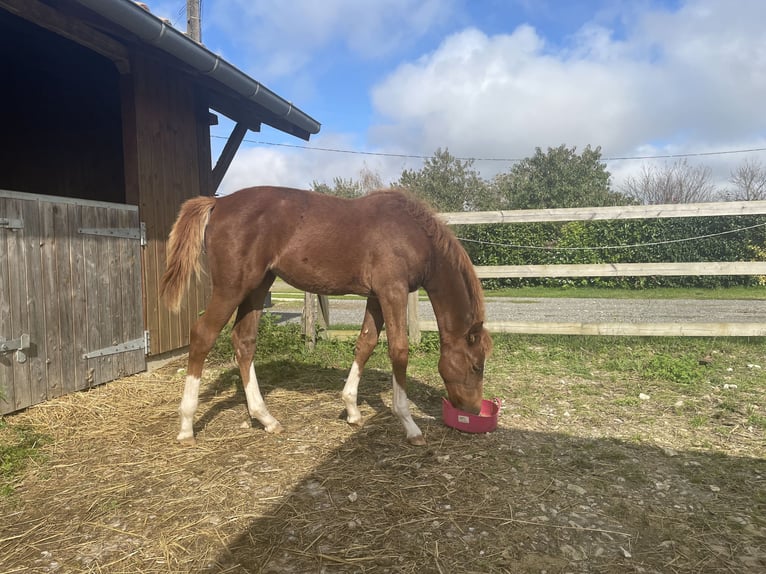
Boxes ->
[271,296,764,326]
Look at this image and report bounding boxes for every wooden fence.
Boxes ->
[302,200,766,342]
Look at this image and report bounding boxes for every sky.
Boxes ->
[150,0,766,198]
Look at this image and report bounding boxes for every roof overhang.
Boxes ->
[74,0,320,141]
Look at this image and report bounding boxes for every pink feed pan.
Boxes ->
[442,397,500,433]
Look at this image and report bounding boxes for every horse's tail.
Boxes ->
[160,196,217,312]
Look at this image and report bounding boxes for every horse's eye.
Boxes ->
[471,363,484,375]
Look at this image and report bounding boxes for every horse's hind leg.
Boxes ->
[342,297,384,426]
[178,291,240,446]
[231,276,283,434]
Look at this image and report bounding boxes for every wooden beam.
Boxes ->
[0,0,131,73]
[418,321,766,337]
[442,200,766,225]
[475,261,766,278]
[211,122,247,194]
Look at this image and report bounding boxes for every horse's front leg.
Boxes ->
[232,286,283,434]
[178,292,239,446]
[381,293,426,446]
[343,297,384,425]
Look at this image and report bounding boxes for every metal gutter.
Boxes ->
[74,0,320,139]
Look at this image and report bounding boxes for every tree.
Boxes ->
[622,159,717,204]
[728,159,766,201]
[396,148,491,211]
[312,166,384,199]
[493,145,625,209]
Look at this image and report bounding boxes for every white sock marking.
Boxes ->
[243,362,281,432]
[342,361,362,424]
[391,376,423,440]
[177,375,200,441]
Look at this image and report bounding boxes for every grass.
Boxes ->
[2,306,764,572]
[0,420,50,497]
[3,288,764,502]
[204,314,766,445]
[483,285,766,300]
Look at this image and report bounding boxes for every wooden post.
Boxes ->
[186,0,201,42]
[317,295,330,339]
[211,122,247,194]
[302,292,317,349]
[408,291,421,344]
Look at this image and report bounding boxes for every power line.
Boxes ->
[210,133,766,164]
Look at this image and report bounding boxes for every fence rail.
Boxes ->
[300,200,766,342]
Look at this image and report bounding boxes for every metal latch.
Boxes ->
[0,217,23,230]
[0,334,31,363]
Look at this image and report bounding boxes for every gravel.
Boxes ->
[270,296,763,327]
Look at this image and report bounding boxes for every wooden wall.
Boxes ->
[123,53,212,356]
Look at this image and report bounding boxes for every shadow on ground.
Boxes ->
[1,358,763,574]
[206,364,766,574]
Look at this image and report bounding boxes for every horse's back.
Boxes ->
[207,186,434,295]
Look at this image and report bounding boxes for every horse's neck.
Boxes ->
[423,255,476,339]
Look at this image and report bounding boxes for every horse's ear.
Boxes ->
[466,322,484,345]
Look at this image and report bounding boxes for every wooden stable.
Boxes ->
[0,0,319,414]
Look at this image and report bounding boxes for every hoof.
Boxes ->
[408,434,427,446]
[264,421,284,434]
[346,415,364,428]
[177,436,197,447]
[240,420,252,430]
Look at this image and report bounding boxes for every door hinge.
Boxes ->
[78,226,141,241]
[82,331,149,359]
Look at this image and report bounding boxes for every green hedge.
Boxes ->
[458,216,766,289]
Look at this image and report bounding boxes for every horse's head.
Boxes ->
[438,322,492,414]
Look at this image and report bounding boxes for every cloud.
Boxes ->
[369,1,766,185]
[212,0,766,195]
[218,134,413,195]
[206,0,454,79]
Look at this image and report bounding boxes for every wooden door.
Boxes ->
[1,190,145,414]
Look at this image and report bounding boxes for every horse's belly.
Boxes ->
[273,264,370,297]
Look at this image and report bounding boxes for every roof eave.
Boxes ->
[75,0,320,140]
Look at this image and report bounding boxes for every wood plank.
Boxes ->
[475,261,766,279]
[69,203,89,392]
[211,122,247,193]
[22,198,47,407]
[407,291,420,344]
[55,204,77,398]
[120,207,145,376]
[81,204,103,388]
[40,202,63,398]
[441,200,766,225]
[418,320,766,337]
[107,207,126,379]
[0,197,17,413]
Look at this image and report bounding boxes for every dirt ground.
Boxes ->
[1,355,765,573]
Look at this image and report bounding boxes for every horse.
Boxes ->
[160,186,492,446]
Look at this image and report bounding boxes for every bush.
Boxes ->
[459,215,766,289]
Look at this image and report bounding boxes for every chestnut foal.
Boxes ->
[160,186,491,446]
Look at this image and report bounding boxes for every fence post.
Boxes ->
[302,292,317,349]
[318,295,330,338]
[408,291,421,344]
